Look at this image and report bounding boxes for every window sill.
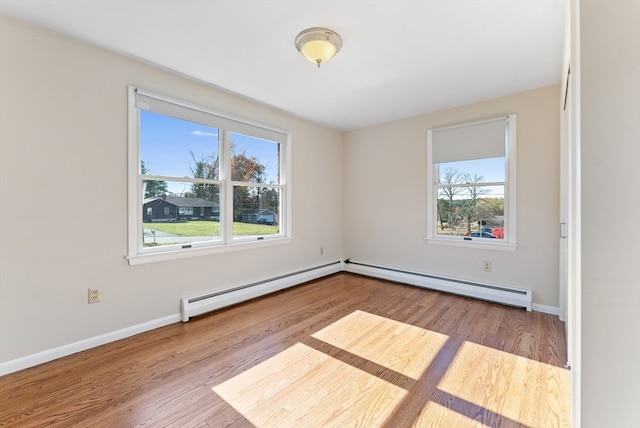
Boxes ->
[425,237,517,252]
[127,237,292,266]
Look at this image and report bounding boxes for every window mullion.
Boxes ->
[142,174,221,186]
[435,181,505,189]
[221,130,233,243]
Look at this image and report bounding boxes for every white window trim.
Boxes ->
[426,114,517,251]
[126,86,292,265]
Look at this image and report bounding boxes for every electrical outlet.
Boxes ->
[483,261,492,272]
[88,288,101,304]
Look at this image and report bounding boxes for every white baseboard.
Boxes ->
[532,303,561,316]
[0,313,180,376]
[181,261,343,321]
[1,260,559,376]
[344,261,533,311]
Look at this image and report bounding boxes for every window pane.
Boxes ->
[231,133,280,184]
[140,110,219,180]
[436,185,505,239]
[142,181,221,247]
[232,186,280,237]
[437,157,505,184]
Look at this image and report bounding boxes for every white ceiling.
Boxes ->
[0,0,567,131]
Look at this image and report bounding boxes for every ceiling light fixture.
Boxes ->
[295,27,342,68]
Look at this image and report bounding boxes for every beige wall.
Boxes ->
[579,0,640,425]
[0,12,564,370]
[0,15,343,364]
[342,85,561,308]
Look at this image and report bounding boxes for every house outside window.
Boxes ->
[426,114,517,250]
[128,87,290,264]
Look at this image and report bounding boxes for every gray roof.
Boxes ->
[144,196,219,208]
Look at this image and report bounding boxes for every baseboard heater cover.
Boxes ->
[343,260,532,311]
[180,261,342,322]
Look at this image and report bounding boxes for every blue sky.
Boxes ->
[438,157,506,198]
[140,110,280,194]
[438,158,505,183]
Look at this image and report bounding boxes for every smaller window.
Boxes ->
[164,207,169,216]
[427,115,517,249]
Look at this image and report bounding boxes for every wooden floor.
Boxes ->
[0,273,570,427]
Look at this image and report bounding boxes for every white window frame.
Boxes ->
[127,87,291,265]
[426,114,517,251]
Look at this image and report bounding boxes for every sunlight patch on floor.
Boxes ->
[312,310,449,379]
[434,340,571,427]
[213,342,408,427]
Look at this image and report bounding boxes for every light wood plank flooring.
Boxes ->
[0,273,570,427]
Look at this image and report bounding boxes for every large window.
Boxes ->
[128,87,289,264]
[427,115,517,249]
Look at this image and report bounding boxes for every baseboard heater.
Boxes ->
[343,259,532,311]
[180,261,342,322]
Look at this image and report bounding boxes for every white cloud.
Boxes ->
[191,130,218,137]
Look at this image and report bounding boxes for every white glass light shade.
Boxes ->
[295,27,342,67]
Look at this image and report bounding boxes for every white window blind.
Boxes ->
[432,117,507,164]
[134,89,287,144]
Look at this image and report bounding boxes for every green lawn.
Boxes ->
[144,221,278,236]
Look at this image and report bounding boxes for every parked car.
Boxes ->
[470,231,496,238]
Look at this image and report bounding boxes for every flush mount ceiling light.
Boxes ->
[295,27,342,67]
